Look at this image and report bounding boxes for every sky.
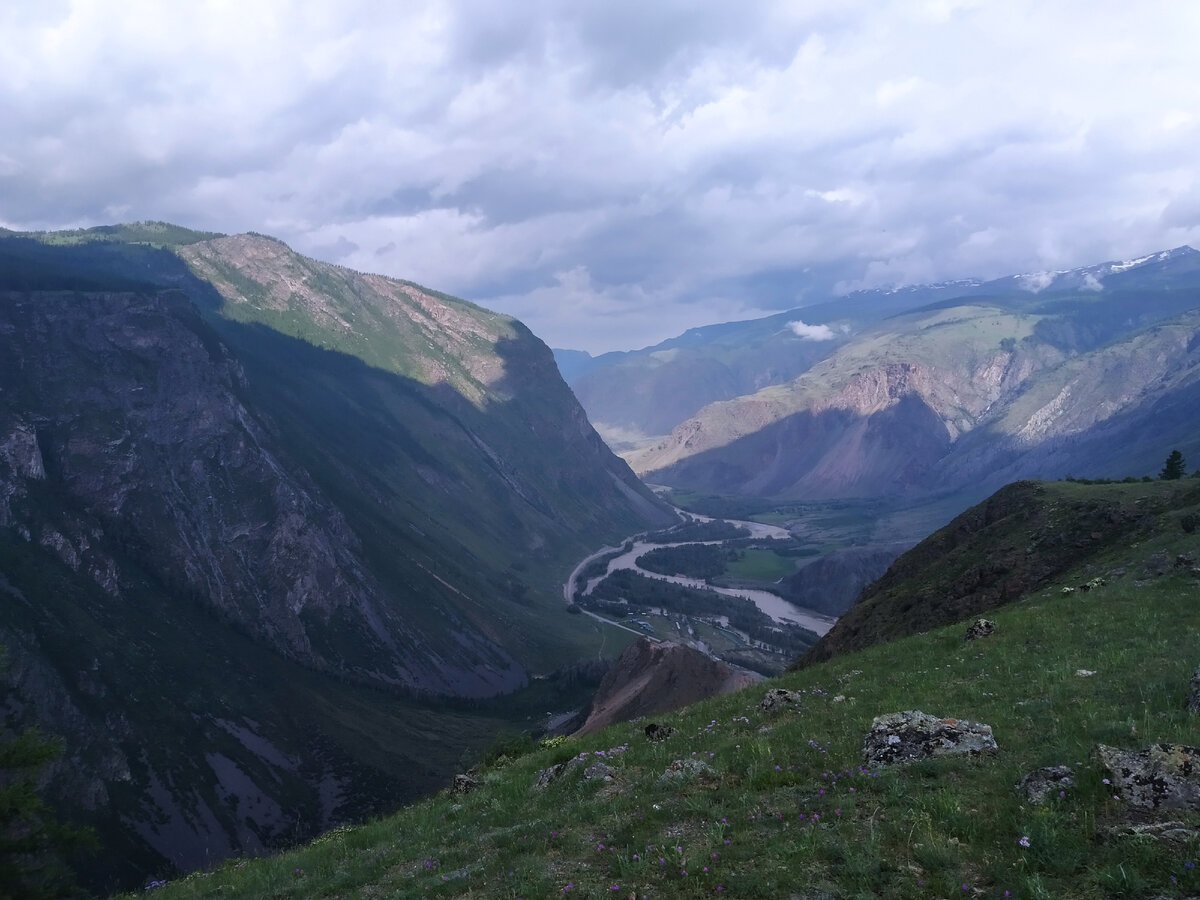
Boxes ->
[2,1,1199,353]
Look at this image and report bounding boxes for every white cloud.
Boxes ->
[787,320,837,340]
[0,0,1198,350]
[1017,272,1056,294]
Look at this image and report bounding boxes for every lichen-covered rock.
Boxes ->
[1097,744,1200,810]
[1015,765,1074,803]
[863,710,998,766]
[451,774,479,795]
[759,688,804,712]
[965,618,997,640]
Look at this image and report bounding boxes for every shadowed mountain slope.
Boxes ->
[0,225,670,891]
[797,478,1200,667]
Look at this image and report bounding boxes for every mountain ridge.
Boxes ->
[0,225,671,891]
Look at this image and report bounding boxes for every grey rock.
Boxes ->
[1015,765,1074,803]
[863,710,998,766]
[532,756,584,790]
[659,757,718,785]
[1097,743,1200,810]
[965,618,997,640]
[584,762,617,781]
[450,774,479,795]
[759,688,804,712]
[1189,667,1200,715]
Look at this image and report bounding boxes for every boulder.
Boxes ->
[1015,765,1074,804]
[1097,744,1200,810]
[451,774,480,795]
[532,756,584,790]
[759,688,804,712]
[644,722,675,742]
[863,710,998,767]
[659,757,718,786]
[965,618,997,640]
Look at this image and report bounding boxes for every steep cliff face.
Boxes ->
[0,289,507,695]
[0,228,671,891]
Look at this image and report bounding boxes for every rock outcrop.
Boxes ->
[573,640,758,736]
[1097,744,1200,810]
[965,618,998,641]
[863,711,998,767]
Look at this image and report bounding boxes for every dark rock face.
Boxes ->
[0,291,424,683]
[965,618,998,641]
[863,710,998,767]
[1016,765,1075,804]
[1097,744,1200,810]
[573,639,759,736]
[644,723,675,742]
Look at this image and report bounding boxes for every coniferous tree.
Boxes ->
[1160,449,1186,480]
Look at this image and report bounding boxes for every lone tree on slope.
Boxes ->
[1160,449,1186,480]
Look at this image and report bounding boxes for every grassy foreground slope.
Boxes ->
[124,481,1200,899]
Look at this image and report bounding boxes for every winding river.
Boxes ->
[565,516,837,637]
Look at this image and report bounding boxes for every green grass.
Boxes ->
[122,541,1200,899]
[724,547,797,580]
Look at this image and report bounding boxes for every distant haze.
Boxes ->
[3,1,1199,352]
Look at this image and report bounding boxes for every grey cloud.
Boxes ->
[2,1,1198,352]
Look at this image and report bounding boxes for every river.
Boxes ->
[566,516,837,637]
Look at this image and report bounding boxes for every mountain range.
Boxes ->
[0,223,670,891]
[559,247,1200,514]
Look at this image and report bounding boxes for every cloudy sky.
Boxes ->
[3,1,1199,352]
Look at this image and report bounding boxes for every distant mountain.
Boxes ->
[558,247,1200,451]
[621,247,1200,505]
[0,224,671,890]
